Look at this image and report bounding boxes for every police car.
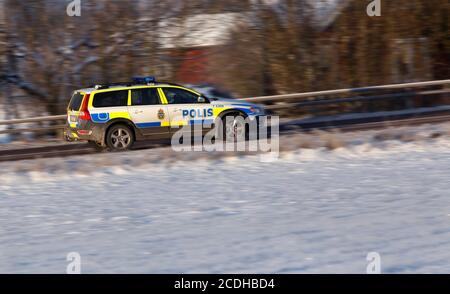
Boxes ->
[65,77,265,151]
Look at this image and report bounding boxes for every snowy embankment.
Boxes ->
[0,124,450,273]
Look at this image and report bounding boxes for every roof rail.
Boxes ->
[86,77,196,90]
[89,81,135,90]
[157,81,186,87]
[89,76,158,89]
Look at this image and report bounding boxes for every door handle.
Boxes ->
[134,110,143,114]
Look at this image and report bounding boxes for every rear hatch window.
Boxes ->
[68,92,84,111]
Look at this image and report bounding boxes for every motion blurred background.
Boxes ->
[0,1,450,274]
[0,0,448,124]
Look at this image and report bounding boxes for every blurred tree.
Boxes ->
[210,0,449,97]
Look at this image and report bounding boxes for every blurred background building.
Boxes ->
[0,0,448,116]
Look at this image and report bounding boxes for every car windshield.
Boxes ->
[68,92,84,111]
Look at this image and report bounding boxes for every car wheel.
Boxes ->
[106,124,134,151]
[222,113,247,142]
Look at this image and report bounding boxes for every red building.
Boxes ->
[157,13,244,85]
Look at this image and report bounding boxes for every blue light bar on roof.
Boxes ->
[133,76,156,84]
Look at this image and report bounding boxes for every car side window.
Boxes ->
[93,90,128,108]
[131,88,160,106]
[163,87,199,104]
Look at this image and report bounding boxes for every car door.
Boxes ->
[159,86,214,134]
[128,87,170,137]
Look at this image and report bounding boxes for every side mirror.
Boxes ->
[197,96,206,103]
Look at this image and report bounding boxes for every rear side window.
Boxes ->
[131,88,160,106]
[163,87,199,104]
[68,92,84,111]
[92,90,128,108]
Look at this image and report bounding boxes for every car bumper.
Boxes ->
[64,123,105,144]
[64,128,81,142]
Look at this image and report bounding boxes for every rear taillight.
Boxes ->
[79,94,91,121]
[77,130,92,136]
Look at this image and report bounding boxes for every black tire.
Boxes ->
[221,113,248,143]
[106,124,134,151]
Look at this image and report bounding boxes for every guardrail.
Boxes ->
[0,115,66,135]
[242,79,450,103]
[0,79,449,136]
[262,88,450,110]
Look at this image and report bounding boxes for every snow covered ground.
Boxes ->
[0,134,450,273]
